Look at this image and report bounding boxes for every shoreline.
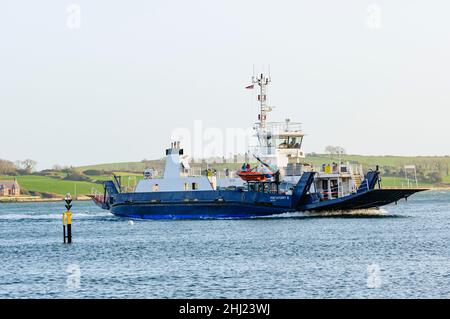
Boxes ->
[0,196,92,203]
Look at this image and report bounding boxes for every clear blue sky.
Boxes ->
[1,0,449,170]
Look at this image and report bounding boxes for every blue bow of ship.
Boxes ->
[88,73,427,219]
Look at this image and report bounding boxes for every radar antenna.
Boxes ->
[252,73,273,129]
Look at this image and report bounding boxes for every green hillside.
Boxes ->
[0,175,103,197]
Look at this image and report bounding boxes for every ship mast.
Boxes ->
[253,73,272,130]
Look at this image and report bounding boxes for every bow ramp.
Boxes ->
[300,188,427,212]
[357,170,381,193]
[89,181,118,210]
[292,172,316,207]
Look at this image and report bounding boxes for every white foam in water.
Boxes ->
[258,208,389,219]
[259,211,306,219]
[304,208,388,217]
[276,211,307,218]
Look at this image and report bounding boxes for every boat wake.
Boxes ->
[302,208,400,218]
[258,208,399,219]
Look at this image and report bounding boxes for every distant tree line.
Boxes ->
[0,159,37,175]
[0,159,15,174]
[324,146,346,160]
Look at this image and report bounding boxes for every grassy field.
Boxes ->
[0,175,103,197]
[379,176,434,189]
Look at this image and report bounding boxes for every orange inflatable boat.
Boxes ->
[237,170,272,182]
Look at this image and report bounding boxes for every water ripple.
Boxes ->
[1,191,450,298]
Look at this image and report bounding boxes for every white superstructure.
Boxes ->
[135,142,215,193]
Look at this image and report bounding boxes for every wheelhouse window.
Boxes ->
[276,136,303,149]
[192,183,198,190]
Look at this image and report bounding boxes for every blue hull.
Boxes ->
[111,202,291,220]
[104,189,427,220]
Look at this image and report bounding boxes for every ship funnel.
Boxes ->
[164,141,184,178]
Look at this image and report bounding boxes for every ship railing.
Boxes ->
[264,122,303,133]
[91,194,106,204]
[186,168,238,179]
[318,163,348,174]
[317,162,363,175]
[250,145,304,154]
[321,186,338,200]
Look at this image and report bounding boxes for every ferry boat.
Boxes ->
[90,74,427,219]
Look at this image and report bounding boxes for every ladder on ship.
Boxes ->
[350,165,364,189]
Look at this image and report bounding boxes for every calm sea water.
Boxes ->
[1,190,450,299]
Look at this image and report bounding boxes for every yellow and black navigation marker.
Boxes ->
[63,193,73,244]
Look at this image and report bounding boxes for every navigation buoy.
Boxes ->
[128,220,134,226]
[63,193,73,244]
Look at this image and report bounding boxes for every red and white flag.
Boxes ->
[245,84,254,89]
